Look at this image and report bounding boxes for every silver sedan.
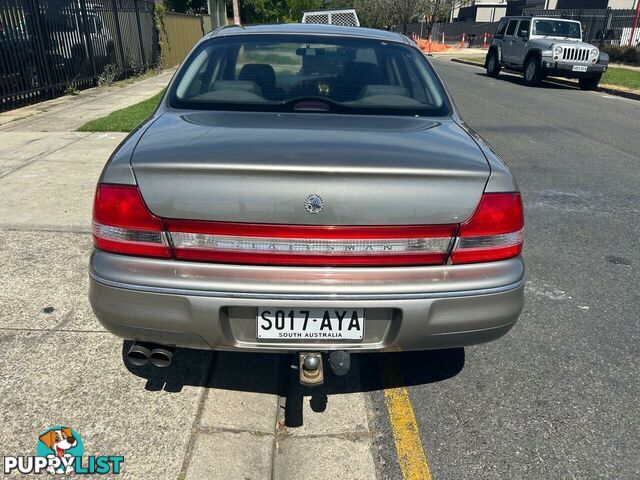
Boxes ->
[89,23,524,379]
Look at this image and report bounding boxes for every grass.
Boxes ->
[601,68,640,90]
[454,56,640,91]
[77,90,164,132]
[113,68,162,88]
[460,56,486,65]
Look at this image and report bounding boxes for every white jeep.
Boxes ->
[485,16,609,90]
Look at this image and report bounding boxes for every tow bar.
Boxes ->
[298,351,351,386]
[299,352,324,386]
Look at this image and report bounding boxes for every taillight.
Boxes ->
[166,220,456,266]
[92,185,523,266]
[92,184,171,258]
[451,193,524,264]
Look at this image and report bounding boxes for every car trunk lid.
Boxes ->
[131,111,489,226]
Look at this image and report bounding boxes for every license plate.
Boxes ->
[572,65,588,72]
[257,308,364,340]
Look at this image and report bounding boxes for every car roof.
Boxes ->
[209,23,410,44]
[502,16,580,22]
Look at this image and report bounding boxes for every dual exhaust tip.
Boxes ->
[127,342,174,368]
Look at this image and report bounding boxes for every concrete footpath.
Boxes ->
[0,72,387,479]
[0,70,174,132]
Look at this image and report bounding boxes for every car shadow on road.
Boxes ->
[123,342,464,427]
[475,71,578,90]
[122,341,464,395]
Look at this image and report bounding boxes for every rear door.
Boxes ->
[508,19,530,65]
[502,19,519,64]
[492,18,508,49]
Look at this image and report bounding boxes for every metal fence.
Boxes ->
[406,21,500,44]
[158,12,208,67]
[524,8,640,46]
[0,0,159,112]
[431,21,500,43]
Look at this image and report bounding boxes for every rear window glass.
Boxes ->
[169,34,450,117]
[506,20,518,36]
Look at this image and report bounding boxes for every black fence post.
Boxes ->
[27,0,55,99]
[601,8,612,47]
[133,0,147,69]
[111,0,127,73]
[78,0,98,82]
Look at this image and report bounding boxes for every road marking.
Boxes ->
[380,355,432,480]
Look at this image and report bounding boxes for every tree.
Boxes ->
[352,0,463,36]
[163,0,208,14]
[232,0,241,24]
[391,0,427,35]
[355,0,395,29]
[238,0,323,23]
[423,0,463,38]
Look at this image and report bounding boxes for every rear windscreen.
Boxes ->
[169,34,451,116]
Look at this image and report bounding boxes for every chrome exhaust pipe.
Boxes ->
[149,345,175,368]
[127,342,152,366]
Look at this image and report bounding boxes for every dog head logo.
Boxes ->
[36,426,84,474]
[39,427,78,457]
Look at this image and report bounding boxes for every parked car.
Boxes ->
[485,16,609,90]
[89,24,525,384]
[0,19,40,92]
[16,8,115,81]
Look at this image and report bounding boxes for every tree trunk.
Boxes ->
[232,0,241,25]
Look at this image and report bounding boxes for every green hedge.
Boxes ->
[600,45,640,66]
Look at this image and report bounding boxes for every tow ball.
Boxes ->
[298,352,324,386]
[298,351,351,386]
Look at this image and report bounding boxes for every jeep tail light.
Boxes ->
[92,184,171,258]
[451,193,524,264]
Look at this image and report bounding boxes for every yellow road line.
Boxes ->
[380,355,433,480]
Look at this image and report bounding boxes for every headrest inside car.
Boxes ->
[238,64,277,89]
[360,85,409,98]
[212,80,262,95]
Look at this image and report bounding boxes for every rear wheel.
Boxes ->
[578,74,601,91]
[523,57,544,86]
[486,51,501,77]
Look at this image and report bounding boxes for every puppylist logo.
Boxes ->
[3,426,124,475]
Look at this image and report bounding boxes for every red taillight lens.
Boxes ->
[165,220,456,266]
[92,184,171,258]
[92,184,523,266]
[451,193,524,264]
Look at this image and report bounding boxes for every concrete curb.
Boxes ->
[450,58,640,102]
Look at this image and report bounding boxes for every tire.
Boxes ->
[29,69,40,89]
[578,74,601,91]
[523,56,544,86]
[24,63,40,90]
[486,51,501,78]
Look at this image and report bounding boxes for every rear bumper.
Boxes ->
[89,250,525,352]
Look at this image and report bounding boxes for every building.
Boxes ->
[543,0,638,8]
[453,0,638,21]
[454,1,508,22]
[506,0,545,16]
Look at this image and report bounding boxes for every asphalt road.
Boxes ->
[387,57,640,479]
